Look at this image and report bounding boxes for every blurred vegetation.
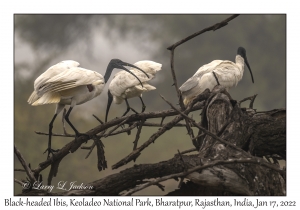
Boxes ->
[14,14,286,195]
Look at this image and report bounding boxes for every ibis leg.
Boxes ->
[65,106,89,140]
[122,98,138,117]
[139,96,146,113]
[44,114,59,159]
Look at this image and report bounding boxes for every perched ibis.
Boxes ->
[179,47,254,105]
[105,60,162,122]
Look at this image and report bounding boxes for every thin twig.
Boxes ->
[110,122,139,136]
[155,183,165,191]
[249,94,258,109]
[35,131,75,137]
[93,114,104,125]
[104,119,128,138]
[169,49,195,143]
[238,94,258,108]
[160,116,166,126]
[169,49,183,105]
[14,145,36,183]
[14,178,24,186]
[85,130,106,159]
[167,14,239,50]
[81,144,95,150]
[133,119,145,151]
[177,150,187,188]
[131,122,192,127]
[83,142,96,157]
[265,154,285,161]
[177,150,188,172]
[14,168,26,172]
[180,148,197,154]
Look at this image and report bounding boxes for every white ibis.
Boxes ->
[179,47,254,105]
[105,60,162,122]
[28,59,149,158]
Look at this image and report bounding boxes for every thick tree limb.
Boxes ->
[123,157,284,196]
[19,154,285,196]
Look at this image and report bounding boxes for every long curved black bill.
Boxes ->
[105,90,113,122]
[245,57,254,83]
[121,62,150,78]
[116,65,145,87]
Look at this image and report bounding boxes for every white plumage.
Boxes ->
[28,60,105,108]
[179,47,254,105]
[105,60,162,122]
[28,59,148,158]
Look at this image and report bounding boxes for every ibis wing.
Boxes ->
[180,60,224,92]
[34,60,80,91]
[192,60,223,76]
[179,68,211,92]
[179,76,199,92]
[39,67,102,93]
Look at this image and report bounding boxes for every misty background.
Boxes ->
[14,14,286,195]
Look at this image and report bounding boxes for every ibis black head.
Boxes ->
[104,59,150,86]
[237,47,246,58]
[237,47,254,83]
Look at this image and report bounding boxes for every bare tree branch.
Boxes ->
[133,119,145,150]
[35,131,75,137]
[167,14,239,50]
[123,158,284,196]
[20,153,284,196]
[238,94,258,108]
[31,102,205,177]
[14,178,24,186]
[110,122,138,136]
[14,145,36,183]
